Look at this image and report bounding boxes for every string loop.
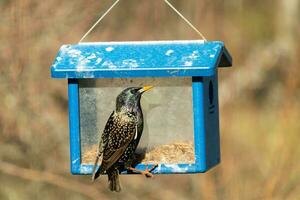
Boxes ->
[79,0,207,43]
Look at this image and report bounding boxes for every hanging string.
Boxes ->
[79,0,207,43]
[163,0,207,41]
[79,0,121,43]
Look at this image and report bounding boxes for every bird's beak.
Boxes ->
[139,86,153,93]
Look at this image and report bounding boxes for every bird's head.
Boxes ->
[116,86,153,112]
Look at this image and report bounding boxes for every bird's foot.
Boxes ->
[144,163,158,178]
[127,164,158,178]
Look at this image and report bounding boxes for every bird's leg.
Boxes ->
[126,164,158,178]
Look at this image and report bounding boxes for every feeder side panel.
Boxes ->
[203,73,221,169]
[192,77,207,172]
[68,79,81,174]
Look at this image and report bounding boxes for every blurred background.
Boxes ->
[0,0,300,199]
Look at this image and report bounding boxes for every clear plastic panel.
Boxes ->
[79,78,195,164]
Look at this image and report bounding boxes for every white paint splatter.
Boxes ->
[87,53,96,59]
[80,59,90,65]
[122,59,139,68]
[164,164,189,173]
[60,45,71,54]
[105,47,114,52]
[52,57,62,68]
[76,55,91,71]
[95,58,102,65]
[68,49,82,58]
[80,165,92,174]
[180,50,200,67]
[169,69,180,75]
[82,72,95,78]
[78,56,90,66]
[184,61,193,66]
[165,50,174,56]
[76,65,86,72]
[189,50,199,59]
[72,158,79,164]
[103,61,116,69]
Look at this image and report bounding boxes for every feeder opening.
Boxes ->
[78,77,195,165]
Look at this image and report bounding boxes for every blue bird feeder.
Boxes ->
[50,40,232,175]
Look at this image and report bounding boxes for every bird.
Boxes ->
[92,86,156,192]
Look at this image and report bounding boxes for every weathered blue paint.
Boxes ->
[192,77,207,172]
[68,79,81,174]
[77,163,198,175]
[57,40,232,175]
[68,77,222,175]
[51,40,231,79]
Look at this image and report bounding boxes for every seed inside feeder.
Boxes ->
[81,141,195,164]
[140,141,195,164]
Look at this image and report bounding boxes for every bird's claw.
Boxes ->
[143,164,158,178]
[126,164,158,178]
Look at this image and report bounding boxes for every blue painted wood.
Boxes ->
[68,79,205,175]
[78,163,200,175]
[69,76,219,175]
[68,79,81,174]
[203,74,221,169]
[192,77,207,172]
[51,40,232,78]
[58,40,232,175]
[68,78,202,174]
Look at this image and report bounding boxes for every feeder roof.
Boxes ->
[50,40,232,79]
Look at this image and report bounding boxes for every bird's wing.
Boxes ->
[92,112,136,179]
[92,111,115,180]
[99,111,115,154]
[100,114,136,172]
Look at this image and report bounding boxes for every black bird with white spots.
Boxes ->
[92,86,153,192]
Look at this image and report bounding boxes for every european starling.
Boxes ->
[92,86,155,192]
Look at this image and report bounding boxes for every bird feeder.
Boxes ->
[50,40,232,175]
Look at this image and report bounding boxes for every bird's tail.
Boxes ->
[92,153,104,181]
[107,168,121,192]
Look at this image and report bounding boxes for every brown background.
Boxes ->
[0,0,299,199]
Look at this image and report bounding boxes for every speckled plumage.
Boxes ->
[92,86,151,192]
